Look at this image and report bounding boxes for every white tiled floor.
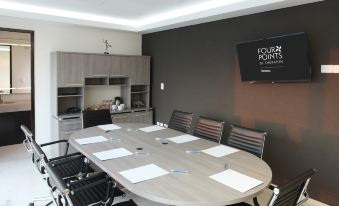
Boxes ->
[0,144,325,206]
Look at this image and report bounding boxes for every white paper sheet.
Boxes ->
[167,134,200,144]
[209,169,263,193]
[93,148,133,161]
[75,136,108,145]
[97,124,121,131]
[139,125,166,133]
[202,145,239,157]
[119,164,169,184]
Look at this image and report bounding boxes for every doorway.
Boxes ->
[0,27,35,145]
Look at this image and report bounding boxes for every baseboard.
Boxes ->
[307,198,329,206]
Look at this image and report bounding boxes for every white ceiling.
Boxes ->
[0,0,324,33]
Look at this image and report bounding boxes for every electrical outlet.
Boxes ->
[157,122,160,126]
[160,83,165,90]
[164,124,168,128]
[159,123,164,127]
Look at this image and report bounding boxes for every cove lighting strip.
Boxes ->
[0,0,249,27]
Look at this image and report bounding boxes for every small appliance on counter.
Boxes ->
[66,107,81,114]
[114,96,121,106]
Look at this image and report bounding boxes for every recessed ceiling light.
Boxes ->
[0,0,250,28]
[135,0,247,27]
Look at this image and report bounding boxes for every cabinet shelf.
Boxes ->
[58,95,83,98]
[131,91,148,94]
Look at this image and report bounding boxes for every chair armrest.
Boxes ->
[268,184,277,190]
[40,139,68,147]
[40,140,69,156]
[49,152,82,162]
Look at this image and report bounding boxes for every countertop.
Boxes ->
[0,100,31,114]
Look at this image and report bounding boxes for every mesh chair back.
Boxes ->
[168,110,193,133]
[227,124,267,158]
[193,117,224,143]
[270,169,316,206]
[82,109,112,128]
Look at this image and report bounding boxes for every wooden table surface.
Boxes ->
[69,123,272,206]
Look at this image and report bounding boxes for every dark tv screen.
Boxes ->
[236,32,311,83]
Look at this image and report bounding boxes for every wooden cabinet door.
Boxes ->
[130,111,153,124]
[129,56,150,85]
[57,53,85,87]
[118,56,132,78]
[111,113,131,123]
[108,56,124,76]
[84,55,109,77]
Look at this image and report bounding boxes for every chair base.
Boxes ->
[29,196,54,206]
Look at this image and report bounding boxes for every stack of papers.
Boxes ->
[97,124,121,131]
[93,148,133,161]
[209,169,263,193]
[119,164,169,184]
[75,136,108,145]
[168,134,200,144]
[139,125,166,133]
[202,145,239,158]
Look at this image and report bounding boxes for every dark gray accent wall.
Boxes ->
[143,0,339,204]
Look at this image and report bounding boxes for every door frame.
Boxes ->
[0,27,35,135]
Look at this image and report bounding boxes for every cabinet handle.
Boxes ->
[65,83,83,86]
[113,116,129,119]
[64,130,80,134]
[62,121,82,125]
[135,113,149,117]
[91,75,107,77]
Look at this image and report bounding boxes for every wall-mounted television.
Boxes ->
[236,32,311,83]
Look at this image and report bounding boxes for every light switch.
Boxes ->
[321,65,339,73]
[160,83,164,90]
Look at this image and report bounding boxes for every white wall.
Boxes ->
[0,16,142,143]
[84,86,121,109]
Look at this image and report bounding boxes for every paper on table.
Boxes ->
[202,145,239,158]
[93,148,133,161]
[75,136,108,145]
[139,125,166,133]
[119,164,169,184]
[97,124,121,131]
[167,134,200,144]
[210,169,263,193]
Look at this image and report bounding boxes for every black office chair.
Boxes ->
[227,124,267,159]
[21,125,94,206]
[82,109,113,128]
[168,110,193,133]
[45,162,137,206]
[232,169,316,206]
[193,117,224,143]
[21,125,92,182]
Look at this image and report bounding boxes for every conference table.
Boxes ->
[69,123,272,206]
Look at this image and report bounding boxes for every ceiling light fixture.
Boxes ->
[0,0,282,28]
[0,1,134,26]
[135,0,247,27]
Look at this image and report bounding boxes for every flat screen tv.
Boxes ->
[236,32,311,83]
